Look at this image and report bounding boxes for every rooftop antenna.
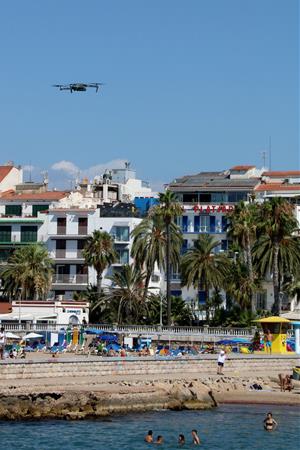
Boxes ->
[261,150,267,169]
[268,136,272,171]
[29,161,32,182]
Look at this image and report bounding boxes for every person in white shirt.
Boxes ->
[0,327,6,360]
[217,349,226,375]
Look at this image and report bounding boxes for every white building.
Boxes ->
[0,299,89,326]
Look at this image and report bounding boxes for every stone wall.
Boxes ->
[0,355,299,381]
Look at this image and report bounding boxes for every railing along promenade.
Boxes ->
[0,323,255,337]
[1,323,295,339]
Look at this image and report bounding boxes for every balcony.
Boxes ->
[78,226,88,236]
[52,274,88,285]
[53,250,85,261]
[182,225,225,234]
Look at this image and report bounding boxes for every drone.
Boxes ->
[52,82,103,93]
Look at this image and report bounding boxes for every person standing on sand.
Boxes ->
[264,329,273,354]
[191,429,200,445]
[217,349,226,375]
[144,430,153,443]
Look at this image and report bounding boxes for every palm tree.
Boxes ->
[146,294,193,326]
[225,260,260,310]
[151,190,183,325]
[103,264,147,325]
[1,244,53,300]
[227,201,258,313]
[181,234,229,321]
[253,198,300,314]
[83,230,116,296]
[131,214,182,301]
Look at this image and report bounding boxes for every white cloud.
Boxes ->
[51,160,79,175]
[51,159,128,180]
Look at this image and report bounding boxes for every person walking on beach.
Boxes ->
[263,412,278,431]
[144,430,153,443]
[217,349,226,375]
[0,327,6,360]
[264,329,273,354]
[191,429,200,445]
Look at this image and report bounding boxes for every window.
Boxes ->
[182,193,198,203]
[198,291,207,304]
[228,192,248,202]
[199,215,210,232]
[256,291,267,310]
[221,240,228,251]
[56,240,66,258]
[5,205,22,216]
[181,239,188,254]
[199,193,211,202]
[112,226,129,241]
[0,226,11,242]
[171,290,182,298]
[194,216,200,233]
[21,226,37,242]
[211,192,227,202]
[57,217,66,234]
[32,205,49,217]
[182,216,188,232]
[151,274,160,283]
[210,216,216,232]
[115,248,129,264]
[78,217,88,235]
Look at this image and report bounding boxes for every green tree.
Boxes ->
[151,190,183,326]
[1,244,53,300]
[225,260,260,310]
[146,295,193,326]
[83,230,116,296]
[131,214,182,301]
[253,198,300,314]
[181,234,229,322]
[102,264,148,325]
[227,201,258,313]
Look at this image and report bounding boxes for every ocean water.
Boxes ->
[0,405,299,450]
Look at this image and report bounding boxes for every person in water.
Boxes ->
[178,434,185,445]
[144,430,153,443]
[155,435,163,445]
[191,429,200,445]
[264,412,278,431]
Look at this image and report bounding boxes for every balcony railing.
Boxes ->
[54,250,84,259]
[52,274,88,284]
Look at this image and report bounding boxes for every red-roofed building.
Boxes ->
[0,163,22,192]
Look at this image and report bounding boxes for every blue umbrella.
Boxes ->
[216,338,251,345]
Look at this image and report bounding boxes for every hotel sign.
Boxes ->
[189,204,235,213]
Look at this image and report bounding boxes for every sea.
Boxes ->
[0,404,299,450]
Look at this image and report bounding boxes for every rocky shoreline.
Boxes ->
[1,375,299,420]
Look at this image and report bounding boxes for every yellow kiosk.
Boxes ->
[255,316,291,354]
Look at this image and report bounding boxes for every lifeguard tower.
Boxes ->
[255,316,291,354]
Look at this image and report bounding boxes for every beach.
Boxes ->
[0,353,299,420]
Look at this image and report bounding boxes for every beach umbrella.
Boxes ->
[99,333,118,342]
[6,332,21,340]
[79,327,85,346]
[23,332,43,340]
[66,327,72,344]
[85,328,105,335]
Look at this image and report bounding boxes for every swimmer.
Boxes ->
[155,435,163,445]
[144,430,153,443]
[178,434,185,445]
[263,412,278,431]
[191,429,200,445]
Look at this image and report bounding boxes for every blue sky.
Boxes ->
[0,0,298,189]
